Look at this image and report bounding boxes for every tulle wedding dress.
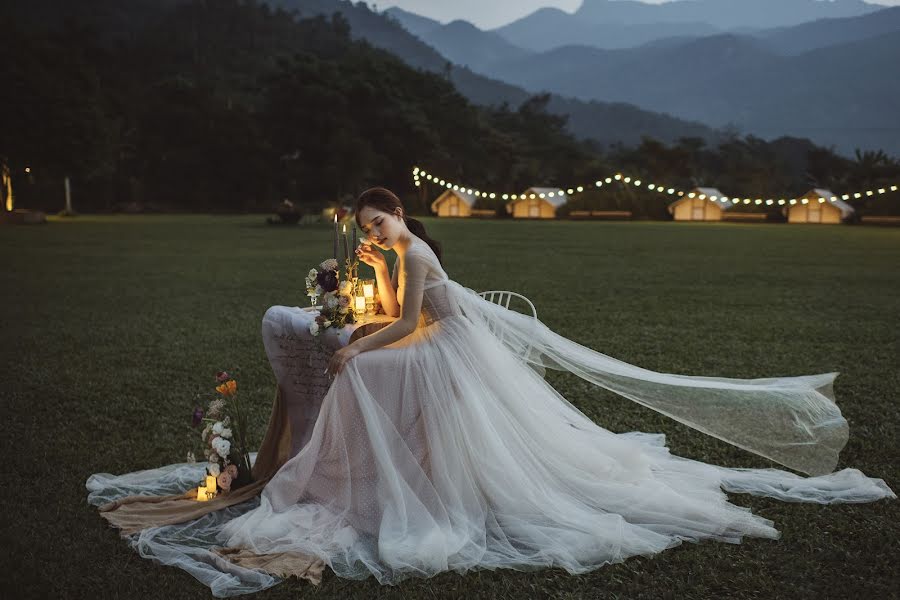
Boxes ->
[87,235,895,597]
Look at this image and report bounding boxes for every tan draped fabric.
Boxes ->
[95,319,393,586]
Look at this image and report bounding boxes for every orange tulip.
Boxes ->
[216,379,237,396]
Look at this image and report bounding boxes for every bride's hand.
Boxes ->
[355,242,387,270]
[326,345,361,378]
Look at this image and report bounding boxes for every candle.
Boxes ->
[363,283,374,299]
[342,224,350,268]
[206,475,217,494]
[351,226,357,277]
[355,296,366,313]
[197,486,209,501]
[333,212,338,260]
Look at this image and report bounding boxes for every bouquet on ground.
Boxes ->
[304,255,359,336]
[188,371,253,497]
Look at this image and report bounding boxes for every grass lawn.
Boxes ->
[1,215,897,599]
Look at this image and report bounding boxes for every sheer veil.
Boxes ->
[444,278,849,478]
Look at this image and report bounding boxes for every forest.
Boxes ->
[2,0,899,218]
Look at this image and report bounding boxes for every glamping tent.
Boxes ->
[783,189,854,224]
[431,189,476,217]
[506,188,569,219]
[668,187,733,221]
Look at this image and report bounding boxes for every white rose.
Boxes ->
[207,462,220,476]
[309,321,320,336]
[323,320,332,328]
[220,427,232,439]
[339,280,352,295]
[212,422,224,435]
[212,437,231,458]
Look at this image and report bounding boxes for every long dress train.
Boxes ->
[87,235,895,597]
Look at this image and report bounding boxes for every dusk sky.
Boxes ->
[375,0,900,30]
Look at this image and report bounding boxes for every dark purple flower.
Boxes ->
[316,269,339,293]
[215,371,230,382]
[191,406,204,428]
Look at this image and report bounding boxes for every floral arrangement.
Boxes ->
[188,371,253,494]
[304,256,359,336]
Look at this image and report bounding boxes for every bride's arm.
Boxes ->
[373,260,400,318]
[348,252,426,354]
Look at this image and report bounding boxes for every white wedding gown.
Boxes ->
[86,236,895,597]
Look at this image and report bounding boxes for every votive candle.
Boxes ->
[355,296,366,313]
[363,283,374,299]
[197,486,209,501]
[206,475,217,494]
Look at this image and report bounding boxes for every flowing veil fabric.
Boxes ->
[87,237,895,597]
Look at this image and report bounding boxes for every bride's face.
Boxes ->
[357,205,406,250]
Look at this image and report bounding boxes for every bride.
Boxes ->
[88,187,895,597]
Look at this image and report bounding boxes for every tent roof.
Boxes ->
[798,189,855,217]
[667,187,736,212]
[431,188,477,213]
[506,187,569,210]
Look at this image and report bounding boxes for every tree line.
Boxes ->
[2,0,898,218]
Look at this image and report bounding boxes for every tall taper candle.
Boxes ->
[351,226,357,277]
[342,224,350,269]
[333,212,338,261]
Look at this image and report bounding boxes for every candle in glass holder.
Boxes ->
[197,486,209,501]
[206,475,217,494]
[363,282,375,299]
[354,296,366,314]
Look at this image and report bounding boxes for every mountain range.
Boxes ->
[265,0,721,148]
[493,0,881,51]
[385,2,900,156]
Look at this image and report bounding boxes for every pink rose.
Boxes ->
[338,295,350,307]
[225,464,238,478]
[217,471,233,492]
[216,371,230,382]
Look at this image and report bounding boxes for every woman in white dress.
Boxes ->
[88,187,895,597]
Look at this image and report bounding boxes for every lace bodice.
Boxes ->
[396,237,457,326]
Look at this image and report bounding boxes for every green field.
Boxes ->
[2,215,897,599]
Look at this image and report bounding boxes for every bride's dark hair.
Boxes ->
[356,187,443,265]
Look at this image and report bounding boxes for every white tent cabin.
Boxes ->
[505,188,569,219]
[783,189,854,224]
[667,187,734,221]
[431,189,476,217]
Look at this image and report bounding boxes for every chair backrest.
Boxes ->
[476,290,538,320]
[476,291,540,365]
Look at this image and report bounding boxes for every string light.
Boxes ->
[412,167,899,207]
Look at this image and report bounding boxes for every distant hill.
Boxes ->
[264,0,722,148]
[486,18,900,156]
[495,7,722,52]
[494,0,880,53]
[382,6,442,38]
[754,5,900,54]
[404,19,530,72]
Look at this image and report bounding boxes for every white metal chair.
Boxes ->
[477,290,538,320]
[477,291,543,377]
